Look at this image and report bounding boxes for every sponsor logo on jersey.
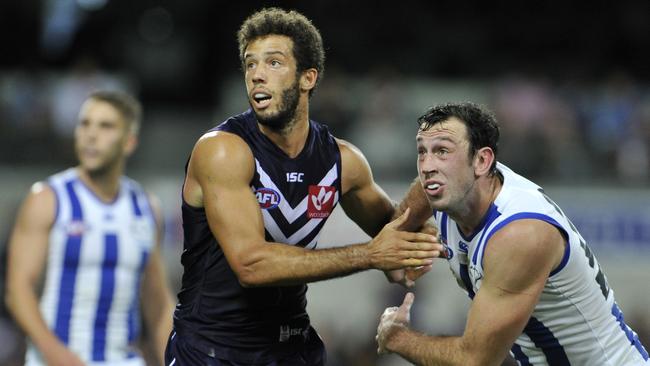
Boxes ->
[279,325,309,342]
[286,172,304,182]
[469,263,483,286]
[65,220,88,236]
[307,185,335,218]
[255,187,281,209]
[457,241,469,265]
[444,244,454,260]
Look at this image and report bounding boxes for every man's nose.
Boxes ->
[419,155,437,175]
[251,64,266,83]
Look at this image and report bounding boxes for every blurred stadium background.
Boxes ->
[1,1,649,365]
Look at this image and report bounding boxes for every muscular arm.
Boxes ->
[140,194,175,365]
[386,178,440,285]
[5,183,84,366]
[337,139,394,236]
[396,178,436,232]
[183,132,439,287]
[379,220,566,365]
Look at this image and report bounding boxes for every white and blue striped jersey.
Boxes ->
[26,168,157,366]
[437,163,649,366]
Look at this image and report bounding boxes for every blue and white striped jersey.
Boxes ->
[26,168,156,366]
[437,163,649,366]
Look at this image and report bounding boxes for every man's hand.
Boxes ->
[368,209,443,270]
[416,219,439,238]
[385,216,441,287]
[385,265,433,288]
[377,292,415,354]
[42,341,85,366]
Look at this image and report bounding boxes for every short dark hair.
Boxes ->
[88,90,142,134]
[237,7,325,95]
[417,102,500,173]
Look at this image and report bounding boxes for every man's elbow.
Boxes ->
[229,245,279,287]
[232,261,267,288]
[458,339,505,366]
[4,282,20,315]
[235,271,268,288]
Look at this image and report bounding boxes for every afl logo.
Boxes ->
[444,244,454,260]
[255,187,281,209]
[65,220,87,236]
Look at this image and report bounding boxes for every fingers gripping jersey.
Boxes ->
[436,163,649,366]
[27,168,156,365]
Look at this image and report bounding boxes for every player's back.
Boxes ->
[173,110,342,363]
[26,168,157,365]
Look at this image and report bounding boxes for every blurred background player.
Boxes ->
[5,90,175,366]
[164,7,440,366]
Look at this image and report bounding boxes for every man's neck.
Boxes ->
[259,105,310,159]
[76,165,123,203]
[455,175,502,236]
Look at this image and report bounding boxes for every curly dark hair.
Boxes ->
[417,102,500,173]
[237,7,325,95]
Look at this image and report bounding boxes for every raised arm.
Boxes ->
[395,177,436,232]
[5,183,85,366]
[182,131,439,287]
[140,193,175,366]
[377,219,566,365]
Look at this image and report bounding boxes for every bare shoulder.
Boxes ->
[184,130,255,206]
[192,131,252,166]
[483,219,565,292]
[16,181,56,228]
[336,137,365,162]
[335,138,373,193]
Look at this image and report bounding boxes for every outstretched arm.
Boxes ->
[183,131,441,287]
[376,220,566,365]
[5,183,85,366]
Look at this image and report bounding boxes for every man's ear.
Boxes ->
[124,132,138,158]
[474,147,495,176]
[300,68,318,92]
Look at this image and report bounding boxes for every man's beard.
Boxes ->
[252,80,300,131]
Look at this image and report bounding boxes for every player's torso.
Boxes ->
[437,163,648,365]
[221,110,342,248]
[173,111,342,359]
[35,168,155,363]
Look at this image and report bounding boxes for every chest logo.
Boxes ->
[65,220,88,236]
[444,244,454,260]
[307,185,335,218]
[469,263,483,284]
[255,187,281,209]
[286,172,304,182]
